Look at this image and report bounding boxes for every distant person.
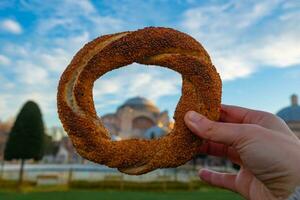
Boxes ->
[184,105,300,200]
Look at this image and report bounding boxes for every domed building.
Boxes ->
[277,94,300,138]
[101,97,171,139]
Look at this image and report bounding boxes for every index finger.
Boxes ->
[220,104,251,123]
[220,104,270,124]
[220,104,290,133]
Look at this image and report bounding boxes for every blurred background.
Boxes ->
[0,0,299,199]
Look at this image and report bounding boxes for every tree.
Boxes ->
[4,101,45,185]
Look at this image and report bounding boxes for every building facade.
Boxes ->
[101,96,172,140]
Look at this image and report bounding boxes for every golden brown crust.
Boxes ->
[57,27,222,175]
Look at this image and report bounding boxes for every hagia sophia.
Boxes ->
[101,96,173,140]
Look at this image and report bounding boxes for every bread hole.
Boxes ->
[93,63,182,140]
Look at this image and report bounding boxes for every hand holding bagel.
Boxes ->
[184,105,300,199]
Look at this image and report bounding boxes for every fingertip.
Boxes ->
[184,111,216,141]
[185,111,205,123]
[184,111,195,123]
[184,112,210,138]
[184,111,207,126]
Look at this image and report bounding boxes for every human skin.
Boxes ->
[184,105,300,200]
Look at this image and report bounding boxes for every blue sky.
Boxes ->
[0,0,299,127]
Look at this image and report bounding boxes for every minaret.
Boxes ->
[291,94,298,106]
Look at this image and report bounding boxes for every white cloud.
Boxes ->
[182,1,277,33]
[2,82,15,90]
[0,54,11,65]
[36,18,72,34]
[180,0,300,81]
[39,50,70,72]
[3,31,90,81]
[68,0,96,13]
[0,95,9,118]
[0,30,97,125]
[213,55,254,80]
[0,90,55,122]
[53,32,90,53]
[3,44,28,57]
[236,1,277,28]
[1,19,22,34]
[89,16,124,34]
[23,0,123,36]
[127,71,180,101]
[22,92,55,114]
[93,64,182,112]
[253,32,300,67]
[0,1,122,96]
[94,79,122,96]
[15,61,49,85]
[20,0,95,16]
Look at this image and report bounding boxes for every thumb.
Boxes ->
[184,111,262,147]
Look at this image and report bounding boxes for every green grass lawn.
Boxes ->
[0,190,244,200]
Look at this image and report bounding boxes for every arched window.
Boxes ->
[132,116,155,133]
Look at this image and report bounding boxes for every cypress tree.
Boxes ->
[4,100,45,185]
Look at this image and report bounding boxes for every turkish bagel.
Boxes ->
[57,27,222,175]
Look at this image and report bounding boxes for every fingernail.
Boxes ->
[187,111,205,124]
